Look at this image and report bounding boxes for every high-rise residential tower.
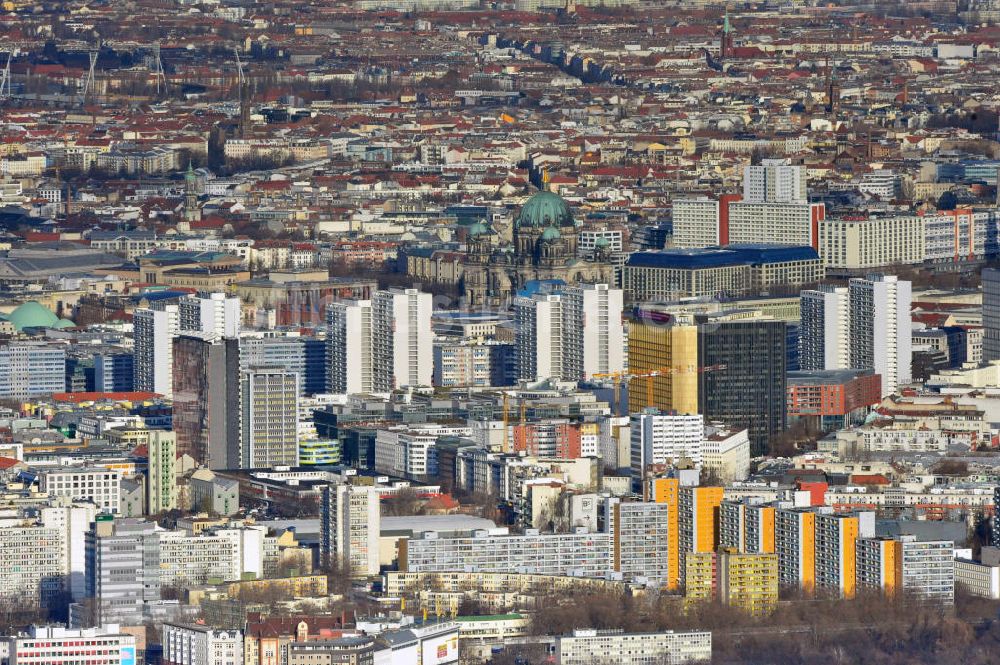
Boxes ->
[848,274,911,394]
[240,368,299,468]
[133,304,179,397]
[326,300,374,394]
[372,288,433,391]
[799,285,850,371]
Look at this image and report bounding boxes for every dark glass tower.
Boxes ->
[697,316,787,456]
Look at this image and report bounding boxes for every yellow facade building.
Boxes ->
[627,319,698,414]
[719,501,775,554]
[718,551,779,616]
[684,552,717,605]
[815,513,860,599]
[647,477,681,590]
[775,508,816,593]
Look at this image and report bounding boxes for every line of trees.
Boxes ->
[501,585,1000,665]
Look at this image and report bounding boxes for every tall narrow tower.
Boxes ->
[235,48,251,139]
[720,10,734,60]
[184,162,200,222]
[825,59,840,115]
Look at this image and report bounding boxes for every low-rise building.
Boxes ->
[6,624,137,665]
[162,623,243,665]
[554,629,711,665]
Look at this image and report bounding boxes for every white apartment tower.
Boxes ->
[514,293,564,382]
[743,159,807,204]
[630,411,705,476]
[240,368,300,468]
[515,284,624,382]
[849,274,911,394]
[326,300,374,394]
[133,304,179,397]
[372,288,433,391]
[320,483,380,577]
[562,283,625,381]
[799,285,850,371]
[672,197,721,248]
[179,292,241,337]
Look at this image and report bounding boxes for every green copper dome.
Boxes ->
[541,225,562,241]
[517,191,574,229]
[5,301,61,331]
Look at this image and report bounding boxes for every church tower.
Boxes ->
[184,162,200,222]
[720,10,734,60]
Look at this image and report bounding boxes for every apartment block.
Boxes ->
[401,529,614,579]
[814,512,875,599]
[241,368,300,468]
[147,430,177,514]
[178,292,241,337]
[555,629,711,665]
[775,508,817,592]
[719,500,775,554]
[800,285,850,371]
[162,623,243,665]
[0,341,66,400]
[857,536,954,603]
[718,551,779,616]
[647,476,682,590]
[629,411,704,476]
[326,299,373,394]
[320,483,381,577]
[844,274,912,395]
[679,485,724,586]
[612,501,671,585]
[684,552,717,603]
[133,304,179,397]
[0,524,66,607]
[561,283,625,380]
[372,288,433,391]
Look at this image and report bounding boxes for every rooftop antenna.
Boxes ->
[80,44,98,107]
[152,42,167,95]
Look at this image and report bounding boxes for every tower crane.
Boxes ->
[592,364,727,416]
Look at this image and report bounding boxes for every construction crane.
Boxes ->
[592,365,727,416]
[500,391,528,452]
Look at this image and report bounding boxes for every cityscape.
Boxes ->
[1,0,1000,663]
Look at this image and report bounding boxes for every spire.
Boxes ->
[723,10,731,35]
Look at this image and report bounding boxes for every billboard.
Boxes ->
[420,632,459,665]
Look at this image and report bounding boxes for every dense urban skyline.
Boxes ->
[0,0,1000,663]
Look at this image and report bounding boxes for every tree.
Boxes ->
[937,190,958,211]
[381,487,425,517]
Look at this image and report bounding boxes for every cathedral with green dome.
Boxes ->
[463,191,614,307]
